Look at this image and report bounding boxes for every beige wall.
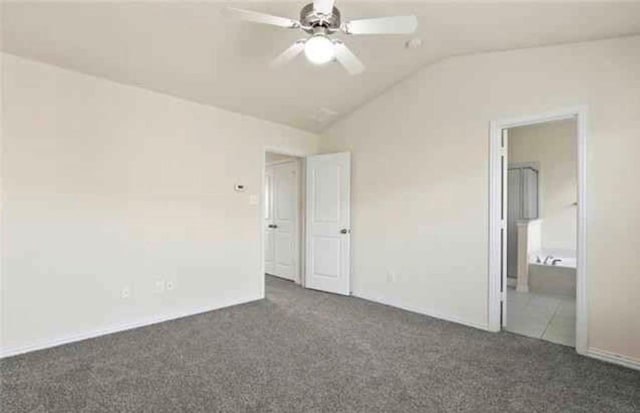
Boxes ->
[322,36,640,361]
[0,54,320,354]
[509,119,577,253]
[265,152,297,165]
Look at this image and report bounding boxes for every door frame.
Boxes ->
[488,105,588,355]
[261,147,306,295]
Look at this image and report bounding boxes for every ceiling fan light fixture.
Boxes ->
[227,2,419,74]
[304,34,335,65]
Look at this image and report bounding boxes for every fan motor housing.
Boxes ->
[300,3,341,34]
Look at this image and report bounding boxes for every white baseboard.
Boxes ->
[0,295,262,359]
[587,348,640,371]
[353,291,489,332]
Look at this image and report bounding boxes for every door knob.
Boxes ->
[340,229,351,234]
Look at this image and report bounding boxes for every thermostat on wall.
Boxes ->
[234,184,246,192]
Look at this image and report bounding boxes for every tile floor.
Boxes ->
[505,287,576,347]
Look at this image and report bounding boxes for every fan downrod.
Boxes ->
[299,3,341,34]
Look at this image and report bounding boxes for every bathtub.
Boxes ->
[528,251,576,297]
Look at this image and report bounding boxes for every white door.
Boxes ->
[264,168,276,275]
[305,152,351,295]
[501,129,509,327]
[265,161,299,281]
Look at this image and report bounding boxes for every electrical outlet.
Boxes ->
[166,281,174,291]
[387,270,397,283]
[155,280,165,293]
[121,287,131,299]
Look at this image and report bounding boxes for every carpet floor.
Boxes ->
[1,275,639,412]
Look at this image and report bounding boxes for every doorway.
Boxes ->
[505,120,577,346]
[261,150,352,297]
[489,107,588,354]
[264,152,302,283]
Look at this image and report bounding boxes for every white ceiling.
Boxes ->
[3,1,640,133]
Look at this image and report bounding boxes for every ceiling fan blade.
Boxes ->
[226,7,299,29]
[343,15,418,35]
[334,42,365,75]
[313,0,336,15]
[270,41,306,69]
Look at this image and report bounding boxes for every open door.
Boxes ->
[500,129,509,327]
[264,167,276,275]
[305,152,351,295]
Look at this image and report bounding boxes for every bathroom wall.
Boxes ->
[509,119,578,254]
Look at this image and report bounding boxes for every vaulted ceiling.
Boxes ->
[3,1,640,132]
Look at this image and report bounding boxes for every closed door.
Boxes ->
[265,161,299,281]
[305,152,351,295]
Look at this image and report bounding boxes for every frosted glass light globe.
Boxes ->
[304,35,335,65]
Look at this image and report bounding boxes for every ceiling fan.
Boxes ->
[226,0,418,75]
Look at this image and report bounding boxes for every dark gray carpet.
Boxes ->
[1,276,639,412]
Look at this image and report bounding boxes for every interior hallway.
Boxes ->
[1,276,639,412]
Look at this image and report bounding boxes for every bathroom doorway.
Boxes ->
[504,119,577,347]
[489,107,588,354]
